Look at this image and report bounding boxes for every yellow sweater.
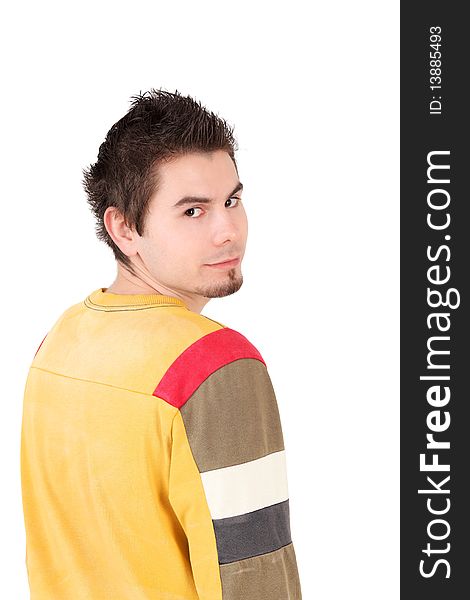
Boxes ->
[21,288,302,599]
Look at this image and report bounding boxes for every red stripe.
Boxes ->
[34,333,48,357]
[153,327,266,408]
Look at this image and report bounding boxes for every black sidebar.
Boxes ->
[401,3,469,599]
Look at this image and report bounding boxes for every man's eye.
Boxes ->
[184,207,203,218]
[184,197,241,218]
[226,196,241,208]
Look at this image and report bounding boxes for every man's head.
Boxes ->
[82,88,248,310]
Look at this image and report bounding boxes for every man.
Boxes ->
[21,88,302,599]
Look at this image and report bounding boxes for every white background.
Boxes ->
[1,1,399,597]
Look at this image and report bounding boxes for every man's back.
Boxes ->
[21,288,302,599]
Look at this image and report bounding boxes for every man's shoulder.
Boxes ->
[135,308,265,369]
[154,322,267,409]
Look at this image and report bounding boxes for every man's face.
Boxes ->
[135,150,248,300]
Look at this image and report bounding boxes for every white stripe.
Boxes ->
[200,450,289,519]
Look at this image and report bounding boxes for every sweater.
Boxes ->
[20,287,302,600]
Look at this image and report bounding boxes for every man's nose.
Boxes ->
[211,212,239,246]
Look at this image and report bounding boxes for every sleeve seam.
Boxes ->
[168,408,180,487]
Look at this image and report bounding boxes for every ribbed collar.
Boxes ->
[84,287,187,311]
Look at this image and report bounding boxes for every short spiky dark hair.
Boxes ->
[82,88,239,276]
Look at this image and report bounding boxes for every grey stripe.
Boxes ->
[213,499,292,564]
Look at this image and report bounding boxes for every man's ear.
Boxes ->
[103,206,138,257]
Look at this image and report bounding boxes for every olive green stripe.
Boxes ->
[220,542,302,599]
[180,358,285,473]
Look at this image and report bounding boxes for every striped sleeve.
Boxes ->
[155,327,302,600]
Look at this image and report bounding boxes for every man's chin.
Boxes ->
[196,274,244,299]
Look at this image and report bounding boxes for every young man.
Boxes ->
[21,89,302,599]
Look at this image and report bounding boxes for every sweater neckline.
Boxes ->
[84,287,187,310]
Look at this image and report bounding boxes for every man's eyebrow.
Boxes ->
[172,181,243,208]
